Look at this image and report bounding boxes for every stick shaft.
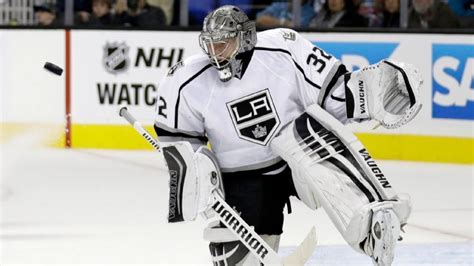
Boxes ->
[211,191,282,264]
[119,107,160,150]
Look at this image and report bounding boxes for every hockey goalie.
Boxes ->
[153,5,422,265]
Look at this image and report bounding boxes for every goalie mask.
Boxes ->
[199,5,257,82]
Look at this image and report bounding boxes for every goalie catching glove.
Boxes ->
[345,60,423,129]
[162,142,224,222]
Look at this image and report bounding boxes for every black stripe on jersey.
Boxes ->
[295,113,379,203]
[174,64,213,128]
[154,124,208,143]
[320,64,348,108]
[383,60,416,107]
[254,47,322,90]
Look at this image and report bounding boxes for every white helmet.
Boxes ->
[199,5,257,82]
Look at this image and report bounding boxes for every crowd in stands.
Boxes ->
[29,0,474,28]
[253,0,471,28]
[34,0,168,27]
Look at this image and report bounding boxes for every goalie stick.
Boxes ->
[119,106,317,265]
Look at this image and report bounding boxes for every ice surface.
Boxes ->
[1,146,472,265]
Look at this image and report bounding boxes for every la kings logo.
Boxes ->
[226,89,280,146]
[103,42,130,74]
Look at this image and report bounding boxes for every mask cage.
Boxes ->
[199,31,241,69]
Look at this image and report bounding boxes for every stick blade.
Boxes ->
[283,226,317,266]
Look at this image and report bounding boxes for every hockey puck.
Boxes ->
[44,62,63,76]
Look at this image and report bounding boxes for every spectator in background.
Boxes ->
[113,0,130,25]
[34,3,61,26]
[313,0,326,13]
[408,0,460,28]
[310,0,367,27]
[82,0,116,26]
[357,0,383,26]
[147,0,174,25]
[255,0,317,28]
[126,0,166,27]
[381,0,400,27]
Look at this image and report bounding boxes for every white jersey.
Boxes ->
[155,28,349,172]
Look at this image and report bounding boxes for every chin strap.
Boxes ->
[218,65,233,82]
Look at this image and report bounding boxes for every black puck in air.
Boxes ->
[44,62,63,76]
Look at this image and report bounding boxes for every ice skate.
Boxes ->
[365,209,401,266]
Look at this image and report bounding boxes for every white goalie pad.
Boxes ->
[162,142,224,222]
[345,60,423,129]
[271,104,412,253]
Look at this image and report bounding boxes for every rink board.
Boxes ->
[0,29,473,163]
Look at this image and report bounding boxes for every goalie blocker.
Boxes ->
[271,104,412,266]
[162,142,224,222]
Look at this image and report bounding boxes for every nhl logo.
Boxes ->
[226,89,280,146]
[103,42,130,74]
[282,30,296,41]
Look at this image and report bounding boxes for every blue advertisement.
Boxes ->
[312,42,399,71]
[432,44,474,120]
